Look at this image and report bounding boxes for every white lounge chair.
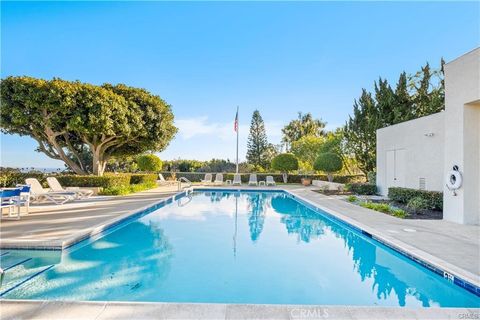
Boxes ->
[214,173,224,186]
[47,177,93,199]
[266,176,276,186]
[232,174,242,186]
[248,174,258,186]
[158,173,177,186]
[25,178,75,205]
[201,173,213,185]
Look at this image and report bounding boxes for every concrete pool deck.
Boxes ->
[0,186,179,250]
[1,300,478,320]
[1,184,479,319]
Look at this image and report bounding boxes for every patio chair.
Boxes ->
[248,174,258,186]
[214,173,224,186]
[201,173,213,185]
[266,176,276,186]
[15,185,31,215]
[0,188,22,220]
[25,178,75,205]
[46,177,93,199]
[232,174,242,186]
[158,173,178,186]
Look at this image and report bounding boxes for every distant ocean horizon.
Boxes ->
[3,167,65,173]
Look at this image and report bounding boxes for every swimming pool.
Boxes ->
[1,190,479,307]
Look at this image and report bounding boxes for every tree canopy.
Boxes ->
[0,76,177,176]
[290,135,325,169]
[137,154,163,172]
[344,61,445,175]
[281,112,326,150]
[271,153,299,173]
[314,152,343,181]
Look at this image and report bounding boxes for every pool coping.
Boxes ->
[1,186,479,299]
[0,299,478,320]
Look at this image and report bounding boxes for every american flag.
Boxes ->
[234,108,238,132]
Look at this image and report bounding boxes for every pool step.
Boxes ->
[0,256,53,297]
[1,253,32,271]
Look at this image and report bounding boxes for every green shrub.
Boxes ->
[0,168,47,187]
[99,185,132,196]
[367,171,376,185]
[407,196,431,213]
[137,154,163,172]
[56,174,131,188]
[130,173,157,185]
[359,201,407,218]
[347,195,358,203]
[346,183,377,195]
[99,182,156,196]
[271,153,299,173]
[313,153,343,174]
[388,187,443,211]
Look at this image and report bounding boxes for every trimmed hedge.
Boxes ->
[388,187,443,211]
[56,174,131,188]
[99,181,157,196]
[161,172,364,184]
[0,169,47,187]
[345,183,377,195]
[130,174,157,185]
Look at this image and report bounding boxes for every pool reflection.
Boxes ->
[5,191,479,307]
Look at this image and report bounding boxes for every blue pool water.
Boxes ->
[1,191,479,307]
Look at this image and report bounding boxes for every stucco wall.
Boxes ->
[376,112,445,196]
[443,48,480,225]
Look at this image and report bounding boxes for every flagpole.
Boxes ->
[236,106,239,174]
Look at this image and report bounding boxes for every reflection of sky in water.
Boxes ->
[5,191,480,307]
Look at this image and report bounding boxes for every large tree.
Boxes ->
[281,112,326,150]
[392,72,413,124]
[290,135,325,168]
[408,62,445,118]
[246,110,269,169]
[344,89,378,175]
[0,76,177,176]
[344,60,445,176]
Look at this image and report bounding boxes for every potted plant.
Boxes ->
[271,153,299,183]
[299,169,313,186]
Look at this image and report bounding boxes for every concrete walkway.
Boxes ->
[0,186,178,249]
[0,300,477,320]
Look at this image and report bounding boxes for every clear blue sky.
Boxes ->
[1,1,478,168]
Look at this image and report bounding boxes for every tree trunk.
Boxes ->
[282,173,288,184]
[92,147,106,176]
[44,130,87,175]
[327,173,333,182]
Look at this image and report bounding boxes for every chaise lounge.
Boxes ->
[26,178,76,205]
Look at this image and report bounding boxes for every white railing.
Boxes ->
[177,177,192,191]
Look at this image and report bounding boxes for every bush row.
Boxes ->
[162,172,364,184]
[388,187,443,211]
[99,182,157,196]
[0,169,48,187]
[345,183,377,195]
[56,173,157,188]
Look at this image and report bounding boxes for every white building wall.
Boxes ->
[443,48,480,225]
[376,113,445,196]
